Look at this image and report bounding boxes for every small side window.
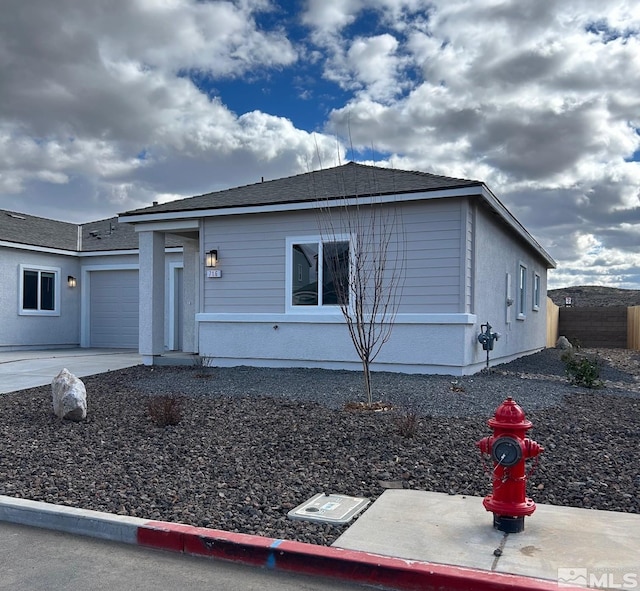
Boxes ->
[533,273,541,311]
[517,263,527,320]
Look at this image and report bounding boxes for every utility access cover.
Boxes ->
[288,493,370,525]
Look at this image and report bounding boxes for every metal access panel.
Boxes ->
[288,493,370,525]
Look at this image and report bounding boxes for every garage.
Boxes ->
[89,270,139,348]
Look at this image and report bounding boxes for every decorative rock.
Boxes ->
[555,336,573,350]
[51,368,87,421]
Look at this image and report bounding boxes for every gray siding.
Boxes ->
[397,199,463,313]
[203,212,290,313]
[203,198,465,314]
[462,201,474,313]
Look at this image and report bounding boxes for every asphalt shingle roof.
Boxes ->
[0,210,139,252]
[121,162,482,217]
[0,210,79,251]
[80,217,139,251]
[0,209,190,251]
[80,217,182,251]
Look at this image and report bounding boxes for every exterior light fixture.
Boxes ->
[67,276,77,288]
[206,249,218,268]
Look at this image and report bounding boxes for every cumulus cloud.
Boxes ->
[0,0,340,221]
[322,0,640,287]
[1,0,639,287]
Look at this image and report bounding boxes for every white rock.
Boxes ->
[51,368,87,421]
[555,336,573,350]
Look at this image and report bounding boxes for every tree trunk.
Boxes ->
[362,356,373,406]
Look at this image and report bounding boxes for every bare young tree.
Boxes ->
[314,165,406,406]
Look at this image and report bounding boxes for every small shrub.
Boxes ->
[193,355,215,378]
[562,352,603,388]
[450,380,466,393]
[147,395,183,426]
[396,411,420,438]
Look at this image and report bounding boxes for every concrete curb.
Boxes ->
[0,495,579,591]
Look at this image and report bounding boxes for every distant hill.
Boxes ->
[548,286,640,308]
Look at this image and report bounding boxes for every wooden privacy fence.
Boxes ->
[546,301,640,350]
[629,306,640,350]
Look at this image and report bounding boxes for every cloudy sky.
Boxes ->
[1,0,639,288]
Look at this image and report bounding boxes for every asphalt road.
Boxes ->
[0,522,369,591]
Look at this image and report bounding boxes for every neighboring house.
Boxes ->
[0,211,182,351]
[119,162,556,375]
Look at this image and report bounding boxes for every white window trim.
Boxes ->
[533,272,541,311]
[517,262,527,321]
[505,272,512,324]
[18,263,61,316]
[285,234,351,314]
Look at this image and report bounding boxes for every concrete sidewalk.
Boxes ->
[334,490,640,588]
[0,348,141,393]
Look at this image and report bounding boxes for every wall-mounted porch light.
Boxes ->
[67,276,77,288]
[206,249,218,268]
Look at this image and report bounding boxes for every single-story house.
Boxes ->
[1,162,555,374]
[117,162,556,375]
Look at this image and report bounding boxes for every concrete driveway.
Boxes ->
[0,349,141,394]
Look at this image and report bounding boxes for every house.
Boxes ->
[1,163,555,374]
[118,162,556,375]
[0,211,183,351]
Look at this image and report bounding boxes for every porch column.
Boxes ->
[182,238,199,353]
[138,230,165,365]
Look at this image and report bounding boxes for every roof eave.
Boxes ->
[118,184,485,224]
[0,240,79,257]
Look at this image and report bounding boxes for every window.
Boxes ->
[19,265,60,316]
[289,238,350,309]
[517,263,527,320]
[533,273,541,311]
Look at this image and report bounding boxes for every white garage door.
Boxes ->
[90,270,139,348]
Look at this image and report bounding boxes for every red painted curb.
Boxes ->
[138,520,580,591]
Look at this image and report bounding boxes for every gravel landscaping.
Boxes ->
[1,347,639,546]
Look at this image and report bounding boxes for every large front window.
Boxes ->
[19,265,60,316]
[290,240,349,308]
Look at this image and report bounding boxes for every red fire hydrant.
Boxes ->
[477,397,543,533]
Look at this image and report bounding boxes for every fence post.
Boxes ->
[629,306,640,351]
[546,297,559,348]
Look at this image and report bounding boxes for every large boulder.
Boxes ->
[52,368,87,421]
[555,336,573,350]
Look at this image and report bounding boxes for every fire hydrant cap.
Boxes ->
[488,397,533,429]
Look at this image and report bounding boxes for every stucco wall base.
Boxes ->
[195,351,543,376]
[196,314,491,376]
[195,315,547,376]
[200,356,470,376]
